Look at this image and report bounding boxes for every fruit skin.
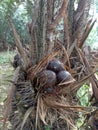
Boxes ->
[57,70,71,84]
[47,59,64,73]
[43,86,54,94]
[38,70,56,87]
[13,54,21,68]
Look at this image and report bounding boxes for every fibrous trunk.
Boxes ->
[5,0,98,130]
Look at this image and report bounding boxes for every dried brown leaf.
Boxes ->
[8,18,30,69]
[21,107,33,130]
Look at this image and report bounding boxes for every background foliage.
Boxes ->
[0,0,98,130]
[0,0,98,50]
[0,0,31,48]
